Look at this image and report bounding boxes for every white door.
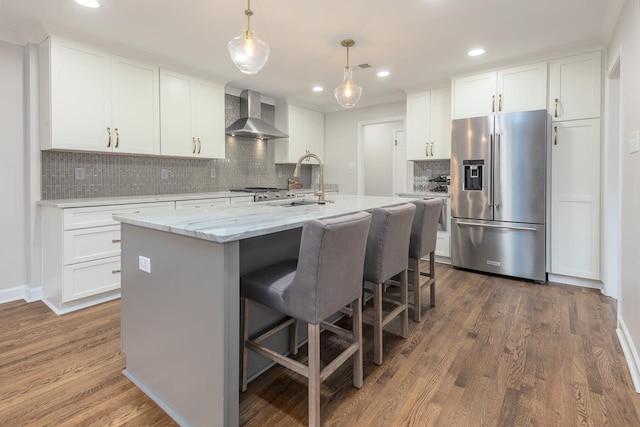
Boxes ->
[393,130,407,194]
[452,72,496,119]
[549,51,602,121]
[51,39,111,152]
[429,87,452,159]
[160,70,195,157]
[193,79,226,159]
[497,62,547,114]
[406,91,430,160]
[363,121,403,197]
[550,119,601,279]
[111,55,160,155]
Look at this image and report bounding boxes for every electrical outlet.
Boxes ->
[160,169,169,180]
[277,170,283,178]
[139,256,151,273]
[210,168,216,178]
[348,162,356,170]
[426,168,433,179]
[630,130,639,154]
[74,167,85,180]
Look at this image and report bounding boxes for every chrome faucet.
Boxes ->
[294,151,325,204]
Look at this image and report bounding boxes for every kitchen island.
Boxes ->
[114,195,415,427]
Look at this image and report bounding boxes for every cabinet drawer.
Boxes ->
[63,225,121,265]
[62,256,121,303]
[435,234,450,258]
[64,202,174,230]
[176,198,230,209]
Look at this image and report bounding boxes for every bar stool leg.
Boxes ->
[373,282,384,365]
[290,319,299,355]
[400,269,409,339]
[241,297,249,392]
[352,297,363,388]
[413,258,422,323]
[308,323,321,427]
[430,252,436,307]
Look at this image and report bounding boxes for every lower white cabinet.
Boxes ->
[550,119,601,279]
[42,201,174,314]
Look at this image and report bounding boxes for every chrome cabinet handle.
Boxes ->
[112,239,121,243]
[112,269,121,274]
[554,126,558,145]
[492,95,495,113]
[192,137,197,153]
[107,127,112,147]
[498,94,502,112]
[430,142,434,157]
[425,142,429,157]
[115,128,120,148]
[554,98,559,118]
[197,137,202,154]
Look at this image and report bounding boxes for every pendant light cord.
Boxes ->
[245,0,253,38]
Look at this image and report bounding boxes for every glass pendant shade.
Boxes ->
[334,66,362,108]
[228,31,270,75]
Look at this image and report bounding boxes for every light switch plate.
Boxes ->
[160,169,168,179]
[139,256,151,273]
[630,130,639,154]
[348,162,356,170]
[74,167,85,180]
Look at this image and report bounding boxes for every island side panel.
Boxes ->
[120,223,239,427]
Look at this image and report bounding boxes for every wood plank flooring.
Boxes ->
[1,265,639,426]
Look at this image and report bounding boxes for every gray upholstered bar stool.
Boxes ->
[362,203,416,365]
[408,198,443,322]
[240,211,372,427]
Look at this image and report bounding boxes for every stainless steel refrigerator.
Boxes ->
[450,110,547,282]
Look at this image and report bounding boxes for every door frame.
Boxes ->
[356,116,405,196]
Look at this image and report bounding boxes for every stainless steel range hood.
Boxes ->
[225,90,288,140]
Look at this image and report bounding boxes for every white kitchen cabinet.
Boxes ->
[406,87,451,160]
[452,62,547,119]
[550,119,601,280]
[42,201,174,314]
[274,104,324,163]
[549,51,602,121]
[40,37,160,155]
[160,69,225,159]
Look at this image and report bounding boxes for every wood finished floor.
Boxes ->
[1,265,639,426]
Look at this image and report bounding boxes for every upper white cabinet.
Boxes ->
[160,70,226,159]
[40,37,160,155]
[550,119,601,280]
[274,104,324,163]
[406,87,451,160]
[549,51,602,121]
[452,62,547,119]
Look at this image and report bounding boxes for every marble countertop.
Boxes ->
[397,191,450,198]
[37,191,255,208]
[115,195,418,244]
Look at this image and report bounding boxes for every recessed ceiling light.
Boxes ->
[75,0,100,7]
[468,48,485,57]
[377,70,390,77]
[312,86,323,92]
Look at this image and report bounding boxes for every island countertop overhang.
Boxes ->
[114,195,417,244]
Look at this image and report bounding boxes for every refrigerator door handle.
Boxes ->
[494,133,501,209]
[488,134,493,207]
[455,220,537,232]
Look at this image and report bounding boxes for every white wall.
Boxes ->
[607,0,640,391]
[324,101,406,195]
[0,40,28,293]
[363,121,402,197]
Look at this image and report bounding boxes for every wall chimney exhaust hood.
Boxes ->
[225,90,288,140]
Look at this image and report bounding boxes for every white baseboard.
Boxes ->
[547,274,604,290]
[0,284,43,305]
[617,317,640,393]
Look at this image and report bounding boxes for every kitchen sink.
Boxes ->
[270,199,320,207]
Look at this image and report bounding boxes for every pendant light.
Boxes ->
[228,0,270,75]
[334,39,362,109]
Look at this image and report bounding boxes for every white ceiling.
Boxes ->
[0,0,618,112]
